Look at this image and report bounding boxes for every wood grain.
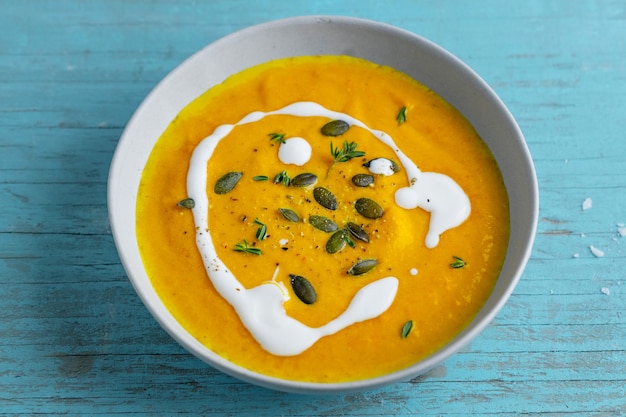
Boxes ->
[1,0,625,415]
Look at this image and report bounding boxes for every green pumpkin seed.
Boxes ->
[347,258,378,276]
[326,230,348,254]
[290,274,316,304]
[346,222,369,243]
[309,215,338,233]
[177,198,195,209]
[291,172,318,187]
[351,174,375,187]
[214,171,242,194]
[313,187,338,210]
[354,197,384,219]
[321,120,350,137]
[278,208,299,222]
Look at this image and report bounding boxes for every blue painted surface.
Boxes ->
[1,0,625,415]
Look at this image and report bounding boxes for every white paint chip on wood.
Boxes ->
[582,197,592,210]
[590,245,605,258]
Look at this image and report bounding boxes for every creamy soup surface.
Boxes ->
[136,55,510,383]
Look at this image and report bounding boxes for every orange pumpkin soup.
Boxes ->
[136,55,509,383]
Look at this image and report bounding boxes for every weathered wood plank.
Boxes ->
[2,0,626,415]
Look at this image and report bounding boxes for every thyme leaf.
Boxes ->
[397,106,407,125]
[253,175,269,181]
[344,231,355,248]
[401,320,413,339]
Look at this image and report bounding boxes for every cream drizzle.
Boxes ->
[186,101,470,356]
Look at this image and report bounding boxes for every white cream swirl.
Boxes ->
[186,101,470,356]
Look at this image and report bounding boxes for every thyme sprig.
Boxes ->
[234,240,262,255]
[330,140,366,163]
[450,256,467,269]
[273,170,291,186]
[328,140,365,176]
[269,132,286,144]
[254,218,268,241]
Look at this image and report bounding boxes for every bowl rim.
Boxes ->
[108,15,538,394]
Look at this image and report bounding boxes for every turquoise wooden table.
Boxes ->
[2,1,625,415]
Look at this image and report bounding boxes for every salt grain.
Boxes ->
[582,197,592,210]
[601,287,610,296]
[573,253,580,258]
[590,245,605,258]
[618,225,626,237]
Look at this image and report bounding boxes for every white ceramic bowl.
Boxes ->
[108,16,538,394]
